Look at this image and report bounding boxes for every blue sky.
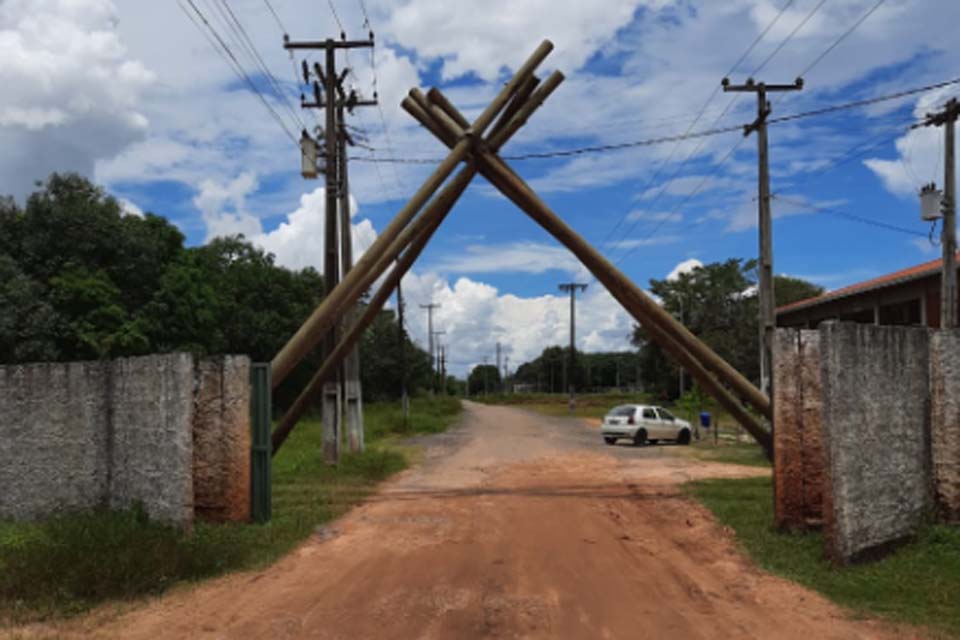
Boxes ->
[2,0,956,373]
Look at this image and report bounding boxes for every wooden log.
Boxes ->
[407,90,773,424]
[269,40,555,387]
[272,73,565,454]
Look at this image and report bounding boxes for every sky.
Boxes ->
[2,0,958,376]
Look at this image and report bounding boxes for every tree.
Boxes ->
[468,364,501,395]
[630,258,824,398]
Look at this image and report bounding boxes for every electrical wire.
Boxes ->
[798,0,887,78]
[773,195,926,237]
[212,0,306,131]
[752,0,827,76]
[262,0,286,33]
[179,0,299,145]
[596,0,797,249]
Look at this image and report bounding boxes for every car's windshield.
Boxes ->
[610,406,635,417]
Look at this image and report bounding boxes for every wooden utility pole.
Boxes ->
[396,277,409,422]
[496,341,502,394]
[432,330,446,392]
[558,282,587,412]
[285,34,376,464]
[916,98,960,328]
[337,101,363,453]
[722,76,803,402]
[420,303,440,393]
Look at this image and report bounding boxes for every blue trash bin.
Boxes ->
[699,411,711,428]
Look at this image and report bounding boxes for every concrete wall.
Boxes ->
[819,322,932,564]
[193,356,251,522]
[931,331,960,524]
[773,329,825,530]
[0,354,251,528]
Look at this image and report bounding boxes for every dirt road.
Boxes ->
[22,402,917,639]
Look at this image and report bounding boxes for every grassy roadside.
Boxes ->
[688,476,960,637]
[0,396,462,626]
[474,392,653,420]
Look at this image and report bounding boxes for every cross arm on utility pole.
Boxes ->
[722,76,803,136]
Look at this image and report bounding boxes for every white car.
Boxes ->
[601,404,693,446]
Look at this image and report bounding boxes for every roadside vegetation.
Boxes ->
[0,397,461,625]
[689,476,960,637]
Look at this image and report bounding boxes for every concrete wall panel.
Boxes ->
[193,356,251,522]
[931,330,960,523]
[819,322,931,564]
[108,354,195,527]
[0,362,110,519]
[773,329,825,530]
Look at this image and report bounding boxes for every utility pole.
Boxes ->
[396,277,409,423]
[482,356,490,395]
[496,341,502,394]
[439,344,446,394]
[420,303,440,393]
[677,297,685,398]
[915,98,960,328]
[431,329,446,393]
[558,282,588,412]
[504,355,510,393]
[722,76,803,401]
[286,33,376,465]
[338,99,363,453]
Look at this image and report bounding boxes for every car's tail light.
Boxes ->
[628,415,635,425]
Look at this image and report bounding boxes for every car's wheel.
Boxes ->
[604,436,617,445]
[633,428,647,446]
[677,429,691,445]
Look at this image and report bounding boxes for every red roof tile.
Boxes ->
[776,254,959,315]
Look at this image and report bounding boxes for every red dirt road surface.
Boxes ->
[13,402,921,639]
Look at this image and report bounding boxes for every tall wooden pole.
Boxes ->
[405,89,773,450]
[722,76,803,401]
[914,99,960,327]
[407,88,772,421]
[271,68,563,454]
[396,276,409,422]
[943,101,958,329]
[558,282,587,411]
[321,41,342,464]
[338,102,364,452]
[272,40,554,387]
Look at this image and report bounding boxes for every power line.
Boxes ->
[262,0,287,33]
[752,0,827,76]
[212,0,306,131]
[180,0,298,145]
[597,0,797,249]
[770,78,960,125]
[773,195,926,237]
[798,0,887,77]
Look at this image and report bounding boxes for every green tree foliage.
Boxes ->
[512,346,641,392]
[631,258,824,398]
[467,364,501,395]
[0,174,434,407]
[358,308,434,400]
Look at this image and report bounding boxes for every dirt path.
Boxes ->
[15,402,920,639]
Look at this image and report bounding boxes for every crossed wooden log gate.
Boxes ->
[269,41,774,460]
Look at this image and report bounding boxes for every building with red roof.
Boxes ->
[776,255,960,329]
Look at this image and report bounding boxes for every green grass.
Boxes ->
[679,438,772,468]
[0,397,462,625]
[688,476,960,637]
[475,391,653,419]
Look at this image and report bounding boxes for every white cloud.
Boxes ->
[118,197,143,218]
[0,0,154,201]
[666,258,703,281]
[398,270,634,375]
[384,0,657,82]
[428,241,588,278]
[254,187,377,273]
[607,235,681,250]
